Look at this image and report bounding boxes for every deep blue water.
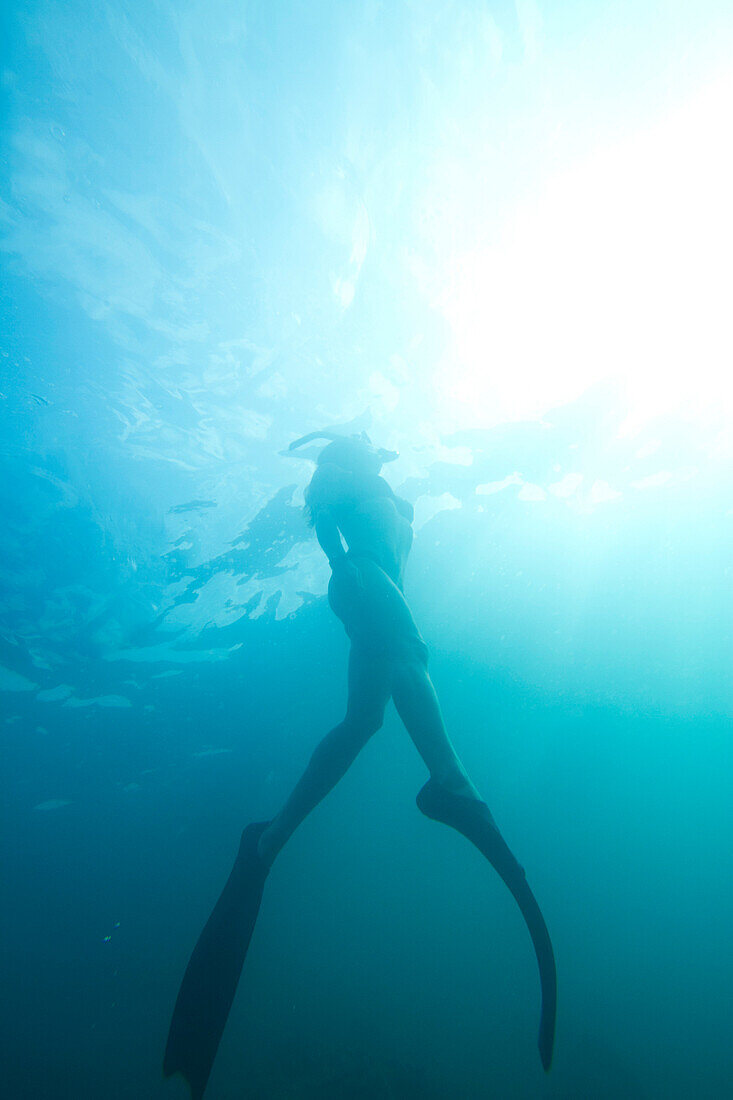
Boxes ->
[2,423,731,1097]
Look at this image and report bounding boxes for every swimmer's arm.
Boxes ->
[314,511,348,569]
[306,464,352,571]
[307,465,360,574]
[393,495,414,523]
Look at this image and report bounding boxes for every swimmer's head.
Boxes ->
[317,433,398,475]
[288,429,398,474]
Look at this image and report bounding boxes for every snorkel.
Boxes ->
[287,429,398,471]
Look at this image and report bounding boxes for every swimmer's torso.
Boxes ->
[307,464,413,589]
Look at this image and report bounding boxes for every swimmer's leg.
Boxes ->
[164,647,390,1098]
[257,646,391,866]
[390,657,481,801]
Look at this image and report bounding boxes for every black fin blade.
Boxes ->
[163,823,269,1099]
[416,782,557,1072]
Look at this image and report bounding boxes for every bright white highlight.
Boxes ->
[436,71,733,437]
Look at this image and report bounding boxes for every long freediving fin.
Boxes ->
[163,822,270,1099]
[416,781,557,1072]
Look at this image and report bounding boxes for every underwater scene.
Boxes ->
[2,2,732,1097]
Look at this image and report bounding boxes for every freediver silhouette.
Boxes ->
[163,432,557,1099]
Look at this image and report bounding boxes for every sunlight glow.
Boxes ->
[435,71,733,437]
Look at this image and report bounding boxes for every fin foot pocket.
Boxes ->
[416,780,556,1072]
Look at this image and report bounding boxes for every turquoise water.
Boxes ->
[2,2,732,1097]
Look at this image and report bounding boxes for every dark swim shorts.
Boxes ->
[327,554,429,666]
